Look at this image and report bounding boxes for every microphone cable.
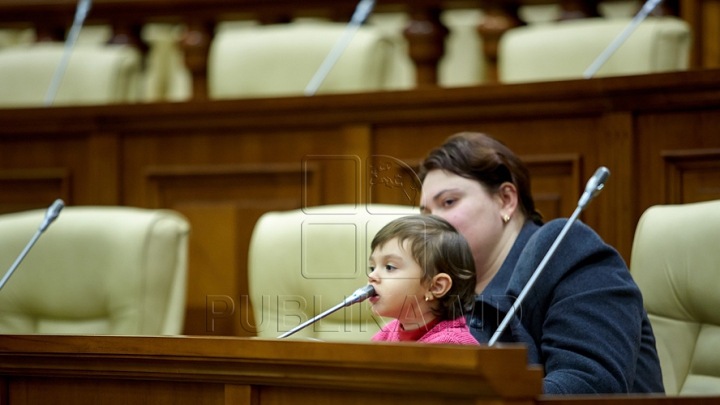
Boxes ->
[277,285,375,338]
[488,168,610,346]
[303,0,375,97]
[583,0,664,79]
[0,199,65,292]
[43,0,93,107]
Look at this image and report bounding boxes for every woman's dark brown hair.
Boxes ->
[371,215,476,320]
[419,132,543,225]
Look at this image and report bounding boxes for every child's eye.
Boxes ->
[385,265,397,271]
[443,198,456,207]
[369,266,375,272]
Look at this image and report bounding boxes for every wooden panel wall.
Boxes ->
[1,69,719,336]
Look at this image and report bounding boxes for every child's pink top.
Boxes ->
[371,317,479,345]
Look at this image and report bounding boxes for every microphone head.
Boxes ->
[588,167,610,196]
[579,167,610,209]
[343,285,376,306]
[39,199,65,232]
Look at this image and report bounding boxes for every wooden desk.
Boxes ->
[0,334,718,405]
[0,334,542,405]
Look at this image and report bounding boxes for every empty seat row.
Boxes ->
[0,11,691,107]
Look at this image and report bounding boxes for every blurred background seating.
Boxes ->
[0,207,190,335]
[208,21,397,99]
[0,0,709,104]
[0,41,141,108]
[499,16,691,83]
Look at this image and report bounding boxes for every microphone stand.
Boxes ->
[583,0,664,79]
[278,285,375,338]
[0,199,65,292]
[44,0,93,106]
[488,168,610,346]
[303,0,376,96]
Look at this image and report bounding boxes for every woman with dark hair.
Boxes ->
[419,132,664,394]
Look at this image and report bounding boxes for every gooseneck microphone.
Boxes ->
[488,167,610,346]
[278,285,375,338]
[578,166,610,209]
[583,0,664,79]
[303,0,376,96]
[0,199,65,292]
[44,0,93,106]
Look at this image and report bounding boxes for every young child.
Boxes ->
[368,214,478,344]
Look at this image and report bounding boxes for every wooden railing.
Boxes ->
[1,0,711,101]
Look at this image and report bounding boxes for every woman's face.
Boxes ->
[420,169,505,274]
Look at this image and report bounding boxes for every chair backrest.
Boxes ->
[499,16,691,83]
[0,42,141,108]
[248,204,418,342]
[0,207,190,335]
[208,21,396,98]
[630,200,720,395]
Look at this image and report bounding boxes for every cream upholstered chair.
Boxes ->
[630,200,720,395]
[248,204,418,342]
[208,21,396,99]
[0,42,141,108]
[0,207,190,335]
[498,16,691,83]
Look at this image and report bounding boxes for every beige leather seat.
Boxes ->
[0,207,190,335]
[248,204,417,342]
[499,16,691,83]
[0,42,142,108]
[208,21,396,98]
[631,200,720,395]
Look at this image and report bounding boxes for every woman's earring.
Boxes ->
[503,214,511,223]
[425,294,432,302]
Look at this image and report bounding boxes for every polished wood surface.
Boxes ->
[2,70,720,336]
[0,334,717,405]
[0,334,542,405]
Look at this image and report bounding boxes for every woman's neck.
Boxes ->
[475,218,523,294]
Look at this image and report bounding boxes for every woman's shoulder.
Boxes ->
[533,218,604,248]
[509,219,632,296]
[521,218,616,267]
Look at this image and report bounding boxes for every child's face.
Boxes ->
[367,237,436,328]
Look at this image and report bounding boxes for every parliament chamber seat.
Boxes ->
[0,4,694,103]
[631,200,720,395]
[248,204,417,342]
[0,42,142,108]
[498,16,691,83]
[0,207,190,335]
[207,21,398,98]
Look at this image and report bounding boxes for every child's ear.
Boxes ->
[430,274,452,299]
